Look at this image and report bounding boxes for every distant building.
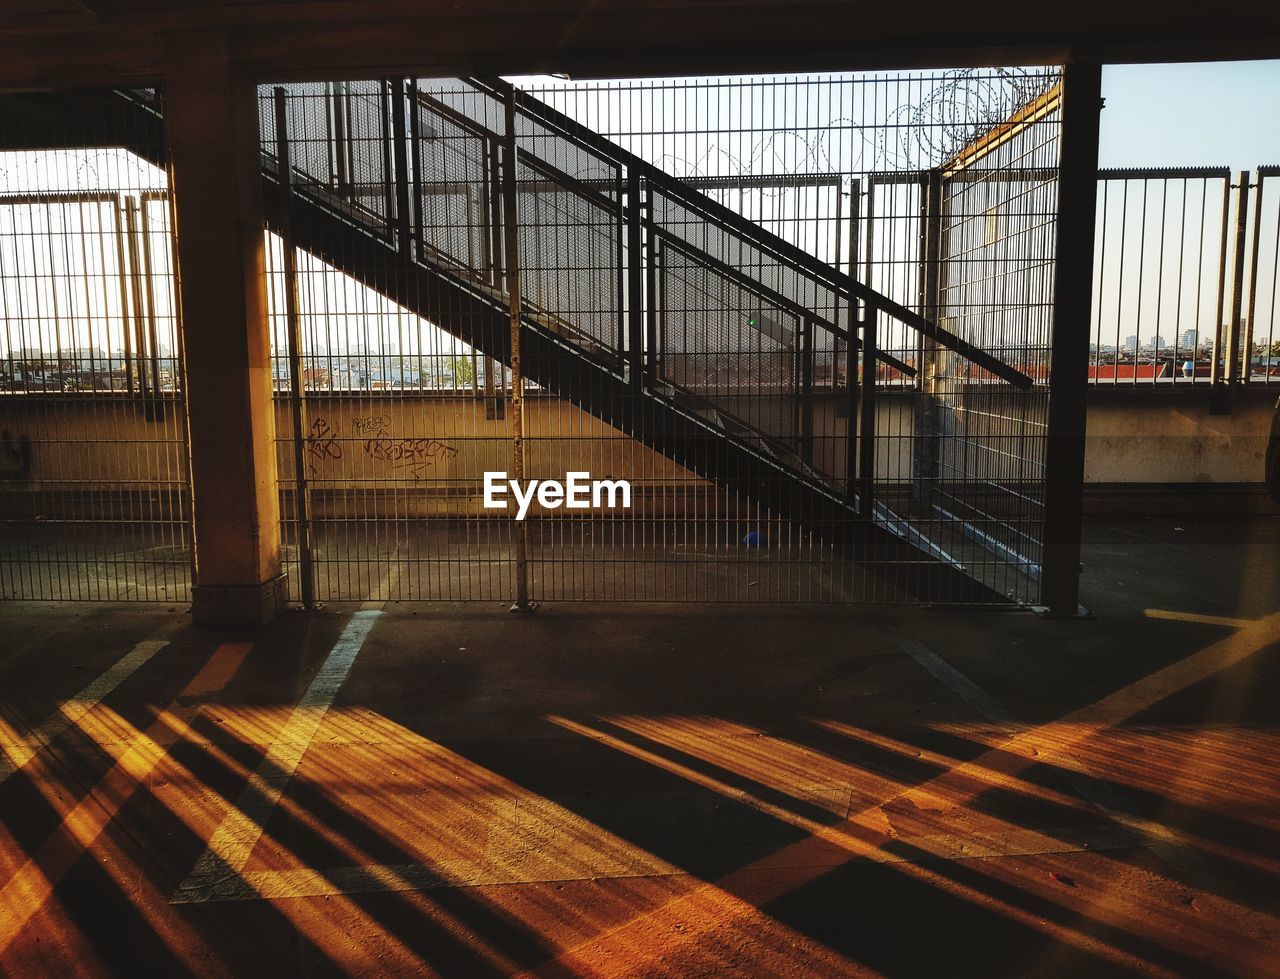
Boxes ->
[1124,335,1138,352]
[1180,329,1197,350]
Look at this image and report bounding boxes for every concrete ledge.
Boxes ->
[191,574,289,626]
[1083,482,1278,516]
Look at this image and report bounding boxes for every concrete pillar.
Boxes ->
[165,33,286,625]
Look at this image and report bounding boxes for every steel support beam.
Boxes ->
[1040,61,1103,617]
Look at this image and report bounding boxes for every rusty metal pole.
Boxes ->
[1209,180,1232,409]
[502,87,533,611]
[1040,62,1102,617]
[1243,173,1268,386]
[1225,170,1251,391]
[274,87,315,610]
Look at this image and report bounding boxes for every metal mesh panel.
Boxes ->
[1252,169,1280,384]
[657,244,799,454]
[257,72,1058,605]
[923,94,1062,602]
[1090,170,1232,386]
[0,92,191,601]
[517,160,623,358]
[414,97,494,281]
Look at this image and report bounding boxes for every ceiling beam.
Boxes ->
[1,1,1279,90]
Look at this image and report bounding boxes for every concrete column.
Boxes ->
[165,33,286,625]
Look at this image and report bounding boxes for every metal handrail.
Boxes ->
[469,75,1034,391]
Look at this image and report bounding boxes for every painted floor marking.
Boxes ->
[172,608,381,901]
[0,629,173,784]
[165,607,1280,922]
[894,633,1021,728]
[896,610,1272,855]
[1144,608,1257,629]
[0,641,251,958]
[524,612,1280,977]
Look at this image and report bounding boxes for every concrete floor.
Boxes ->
[0,515,1277,977]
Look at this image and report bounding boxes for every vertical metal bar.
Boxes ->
[615,168,626,359]
[1244,173,1265,386]
[138,200,165,421]
[856,178,877,515]
[330,82,350,194]
[627,170,643,390]
[1226,170,1250,388]
[832,181,843,275]
[1041,63,1102,616]
[390,77,413,259]
[487,140,504,287]
[644,194,658,392]
[858,309,877,519]
[845,181,860,498]
[380,81,395,240]
[800,318,813,465]
[406,77,425,256]
[1209,178,1232,389]
[502,88,532,611]
[122,197,149,403]
[274,87,315,610]
[913,169,943,508]
[112,198,135,396]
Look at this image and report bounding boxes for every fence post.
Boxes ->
[844,182,861,500]
[273,87,315,610]
[627,170,643,390]
[913,169,944,509]
[800,318,814,465]
[1244,172,1267,386]
[645,194,658,393]
[1209,180,1232,409]
[858,309,877,518]
[389,77,413,259]
[1040,61,1102,617]
[501,87,533,611]
[1226,170,1251,390]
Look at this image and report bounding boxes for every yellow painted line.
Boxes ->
[1144,608,1257,629]
[0,635,170,784]
[0,642,251,959]
[533,615,1280,979]
[172,609,381,901]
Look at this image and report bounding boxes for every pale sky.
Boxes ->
[3,62,1279,363]
[1100,60,1280,171]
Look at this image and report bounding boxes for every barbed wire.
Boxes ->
[522,68,1060,194]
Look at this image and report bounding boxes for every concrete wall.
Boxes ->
[1082,388,1277,513]
[1083,390,1274,483]
[2,387,1276,516]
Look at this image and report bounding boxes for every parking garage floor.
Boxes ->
[1,515,1278,977]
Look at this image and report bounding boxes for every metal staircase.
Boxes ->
[3,79,1036,603]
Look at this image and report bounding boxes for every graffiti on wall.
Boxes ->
[351,415,391,438]
[0,431,31,481]
[306,416,343,475]
[303,414,457,480]
[363,436,457,479]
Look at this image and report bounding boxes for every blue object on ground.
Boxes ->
[742,530,764,548]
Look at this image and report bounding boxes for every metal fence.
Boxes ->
[260,71,1050,605]
[1090,167,1280,387]
[10,72,1275,608]
[0,93,190,601]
